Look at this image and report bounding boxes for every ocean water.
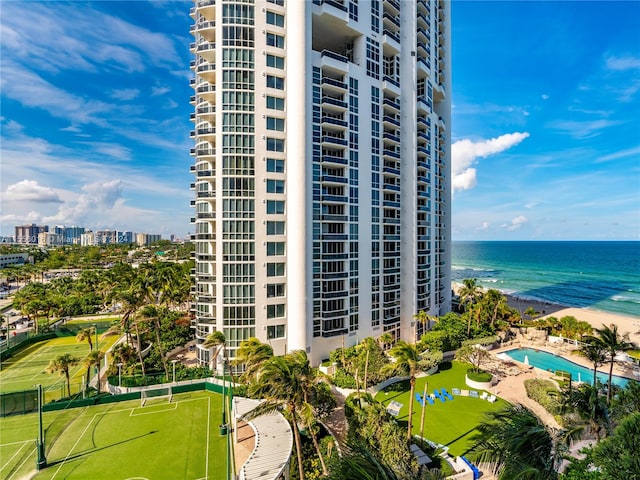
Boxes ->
[452,241,640,318]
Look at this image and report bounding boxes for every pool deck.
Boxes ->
[485,337,639,430]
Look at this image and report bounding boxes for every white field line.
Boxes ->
[50,412,98,480]
[129,403,178,417]
[6,445,36,480]
[205,396,210,479]
[0,440,31,472]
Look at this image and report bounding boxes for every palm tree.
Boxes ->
[76,327,94,352]
[203,330,227,375]
[84,350,104,394]
[413,310,428,343]
[573,339,606,386]
[524,306,540,321]
[232,337,273,383]
[47,353,79,397]
[458,278,480,311]
[382,340,421,441]
[591,324,636,403]
[245,352,309,480]
[470,403,574,479]
[567,383,609,441]
[379,332,393,351]
[137,305,169,379]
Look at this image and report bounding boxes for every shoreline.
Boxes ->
[452,283,640,345]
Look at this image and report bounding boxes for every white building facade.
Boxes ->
[190,0,451,366]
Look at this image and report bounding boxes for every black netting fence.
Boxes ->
[0,389,38,417]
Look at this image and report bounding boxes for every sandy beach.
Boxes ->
[453,283,640,346]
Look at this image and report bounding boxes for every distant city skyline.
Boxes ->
[1,1,638,240]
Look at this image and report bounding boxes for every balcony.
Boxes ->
[383,97,400,112]
[196,83,216,102]
[322,155,348,166]
[196,169,215,179]
[312,0,349,23]
[321,174,348,184]
[322,135,348,146]
[382,115,400,128]
[383,131,400,144]
[195,0,216,21]
[196,62,216,82]
[383,166,400,176]
[382,11,400,29]
[192,20,216,42]
[196,191,216,199]
[382,29,400,54]
[383,148,400,160]
[196,104,216,122]
[321,116,348,129]
[321,76,348,93]
[319,50,349,74]
[384,0,400,15]
[192,147,216,158]
[196,42,216,63]
[321,194,348,203]
[382,76,400,95]
[196,126,216,142]
[321,95,348,112]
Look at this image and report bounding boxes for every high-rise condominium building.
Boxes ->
[190,0,451,366]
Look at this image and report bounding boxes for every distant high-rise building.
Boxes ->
[190,0,451,365]
[14,224,48,244]
[136,233,162,246]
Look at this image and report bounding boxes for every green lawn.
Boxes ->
[0,391,228,480]
[0,334,118,400]
[375,361,508,456]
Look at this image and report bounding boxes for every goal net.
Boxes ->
[140,386,172,407]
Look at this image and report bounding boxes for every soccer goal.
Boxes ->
[140,386,173,407]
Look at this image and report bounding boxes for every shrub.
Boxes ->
[462,335,499,348]
[466,369,492,383]
[524,379,562,414]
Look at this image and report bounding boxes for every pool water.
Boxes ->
[504,348,629,387]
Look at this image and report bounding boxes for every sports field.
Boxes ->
[0,391,228,480]
[0,334,119,400]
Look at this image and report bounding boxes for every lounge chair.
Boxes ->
[451,388,461,395]
[433,389,446,402]
[426,394,435,405]
[442,388,454,400]
[480,391,488,400]
[415,392,425,406]
[461,389,470,397]
[487,394,497,403]
[469,390,479,398]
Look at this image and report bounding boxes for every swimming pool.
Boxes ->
[503,348,630,387]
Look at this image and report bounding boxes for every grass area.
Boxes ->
[0,391,228,480]
[0,334,119,399]
[375,361,507,456]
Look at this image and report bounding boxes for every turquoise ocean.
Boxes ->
[452,241,640,319]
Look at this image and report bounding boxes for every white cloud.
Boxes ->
[4,180,62,203]
[541,94,549,100]
[503,215,528,231]
[595,146,640,163]
[451,132,530,192]
[525,202,538,209]
[77,142,132,161]
[605,55,640,71]
[151,85,171,96]
[547,119,621,139]
[110,88,140,101]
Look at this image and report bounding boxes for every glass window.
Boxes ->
[267,304,285,318]
[267,284,285,298]
[266,179,285,193]
[266,11,285,27]
[266,75,284,90]
[266,96,285,110]
[267,324,286,339]
[266,158,285,172]
[266,263,285,276]
[266,221,285,235]
[266,117,285,131]
[266,200,285,214]
[266,241,285,255]
[266,137,285,151]
[266,32,285,48]
[266,54,285,69]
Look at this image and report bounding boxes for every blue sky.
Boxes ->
[1,1,638,240]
